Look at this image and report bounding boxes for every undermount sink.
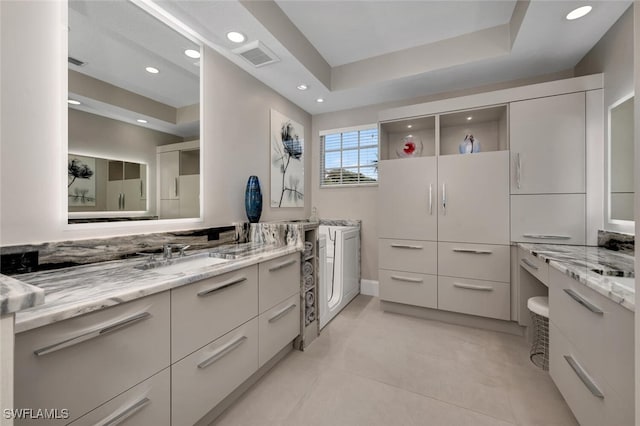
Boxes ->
[135,252,229,275]
[209,242,275,259]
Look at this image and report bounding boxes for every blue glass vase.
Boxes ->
[245,175,262,223]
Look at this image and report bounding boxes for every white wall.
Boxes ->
[0,1,310,246]
[633,2,639,422]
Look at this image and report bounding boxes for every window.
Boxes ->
[320,125,379,187]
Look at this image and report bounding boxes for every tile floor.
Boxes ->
[212,295,578,426]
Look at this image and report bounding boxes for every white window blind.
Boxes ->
[320,126,379,187]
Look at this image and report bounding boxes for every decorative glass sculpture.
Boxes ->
[396,135,423,158]
[459,134,481,154]
[245,175,262,223]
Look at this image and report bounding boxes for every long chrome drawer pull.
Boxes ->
[390,244,423,249]
[391,275,423,283]
[563,289,604,314]
[268,303,297,323]
[564,355,605,399]
[521,258,539,270]
[516,152,521,189]
[452,248,492,254]
[269,259,297,272]
[428,184,433,215]
[101,397,151,426]
[523,234,571,240]
[442,183,446,214]
[34,312,152,357]
[453,282,494,291]
[197,277,247,297]
[198,335,248,369]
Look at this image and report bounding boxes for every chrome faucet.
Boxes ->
[163,244,174,259]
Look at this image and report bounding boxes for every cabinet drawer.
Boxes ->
[378,239,436,274]
[548,267,605,374]
[438,276,510,320]
[518,247,549,285]
[172,317,259,426]
[171,265,258,361]
[259,253,300,313]
[511,194,586,245]
[549,323,605,426]
[69,368,170,426]
[259,292,300,367]
[15,292,170,425]
[379,269,437,309]
[438,242,510,283]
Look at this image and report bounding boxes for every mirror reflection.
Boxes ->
[609,94,634,222]
[67,0,201,223]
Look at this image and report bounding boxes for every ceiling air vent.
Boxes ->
[232,41,279,68]
[68,56,86,67]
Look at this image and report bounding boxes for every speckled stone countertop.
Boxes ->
[12,243,301,333]
[518,243,635,311]
[0,274,45,316]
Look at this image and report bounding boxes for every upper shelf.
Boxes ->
[379,104,509,160]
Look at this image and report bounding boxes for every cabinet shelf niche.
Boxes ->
[379,115,435,161]
[439,105,508,156]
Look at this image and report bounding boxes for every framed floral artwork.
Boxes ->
[270,109,304,207]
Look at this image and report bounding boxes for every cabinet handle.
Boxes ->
[122,193,125,210]
[516,152,521,189]
[140,180,143,198]
[442,183,446,214]
[34,312,151,356]
[269,258,296,272]
[101,397,151,426]
[523,234,571,240]
[118,193,122,210]
[269,303,297,323]
[564,355,605,399]
[453,282,493,291]
[390,244,423,250]
[563,289,604,315]
[428,184,433,215]
[175,177,179,197]
[452,248,492,254]
[391,275,423,283]
[521,258,539,270]
[198,335,247,369]
[197,277,247,297]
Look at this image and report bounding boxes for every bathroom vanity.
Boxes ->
[516,244,634,426]
[10,244,302,425]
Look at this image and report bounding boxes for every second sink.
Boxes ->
[136,253,229,275]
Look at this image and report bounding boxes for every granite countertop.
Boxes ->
[0,274,45,316]
[12,243,301,333]
[518,243,635,311]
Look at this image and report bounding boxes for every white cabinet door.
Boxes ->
[122,179,144,211]
[178,174,200,218]
[378,157,437,241]
[511,194,586,244]
[510,92,586,194]
[158,151,179,200]
[106,181,122,211]
[159,199,180,219]
[438,151,510,245]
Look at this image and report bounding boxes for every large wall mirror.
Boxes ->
[67,0,201,223]
[607,93,634,230]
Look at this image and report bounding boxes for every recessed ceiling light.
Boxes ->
[316,98,324,103]
[67,99,81,105]
[137,119,148,123]
[226,31,246,43]
[566,5,592,20]
[407,125,413,129]
[466,116,473,121]
[408,134,413,138]
[184,49,201,59]
[145,66,159,74]
[297,84,308,91]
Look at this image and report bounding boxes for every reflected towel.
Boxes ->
[304,241,313,257]
[303,261,314,276]
[305,291,315,308]
[306,309,316,324]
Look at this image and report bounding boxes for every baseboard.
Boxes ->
[360,279,379,297]
[381,300,525,336]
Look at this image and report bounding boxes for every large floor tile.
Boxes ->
[282,369,515,426]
